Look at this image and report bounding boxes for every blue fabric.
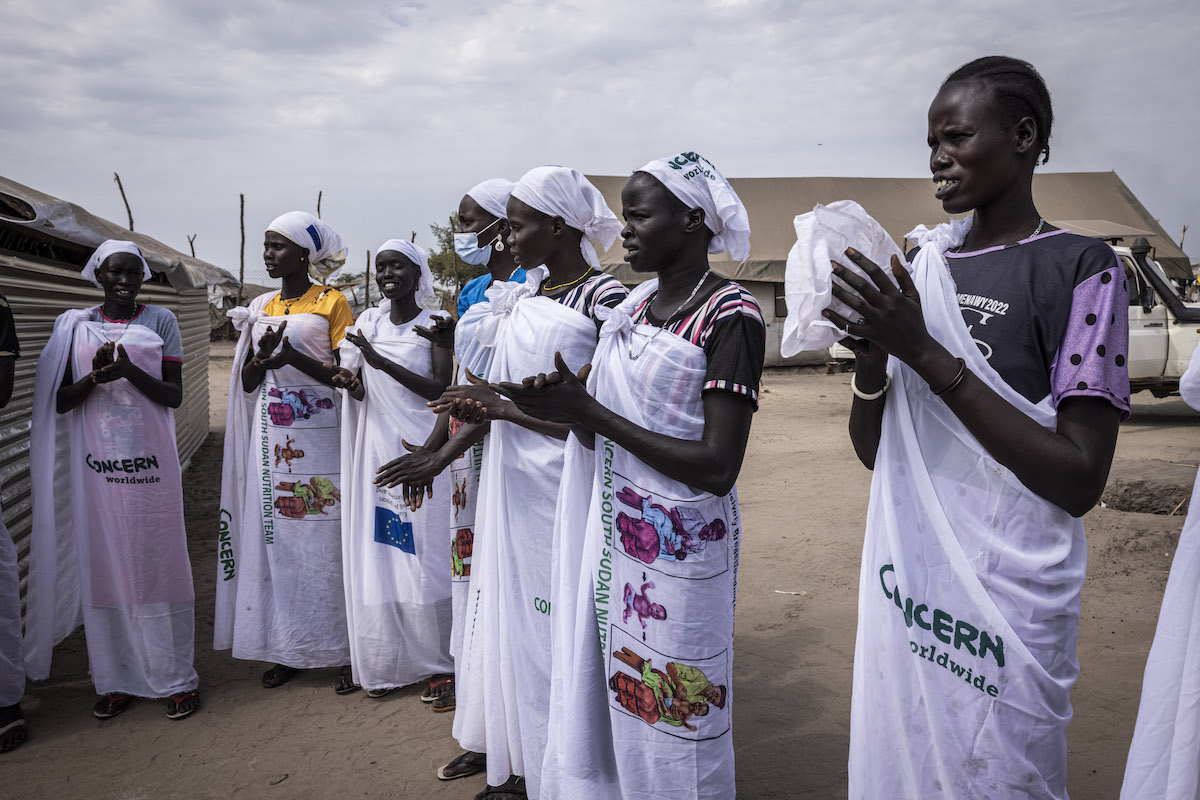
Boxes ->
[374,506,415,554]
[456,269,527,317]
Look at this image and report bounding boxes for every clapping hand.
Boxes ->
[413,315,455,350]
[493,351,594,425]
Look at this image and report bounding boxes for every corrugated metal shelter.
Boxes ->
[0,175,237,604]
[585,170,1190,366]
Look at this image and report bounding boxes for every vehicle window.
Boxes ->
[1120,256,1146,307]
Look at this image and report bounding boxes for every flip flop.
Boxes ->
[366,687,395,699]
[93,693,134,720]
[335,666,361,695]
[166,690,200,720]
[432,689,456,713]
[261,664,299,689]
[421,675,453,703]
[0,718,29,754]
[437,750,487,781]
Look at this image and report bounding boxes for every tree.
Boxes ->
[428,213,486,298]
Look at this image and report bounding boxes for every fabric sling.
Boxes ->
[542,279,741,800]
[213,293,349,667]
[1120,345,1200,799]
[339,305,452,690]
[453,267,602,797]
[847,217,1083,799]
[24,312,197,697]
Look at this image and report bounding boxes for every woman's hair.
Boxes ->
[942,55,1053,165]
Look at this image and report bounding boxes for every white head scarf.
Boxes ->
[82,240,151,288]
[636,151,751,262]
[266,211,348,283]
[510,166,621,269]
[376,239,437,308]
[466,178,515,220]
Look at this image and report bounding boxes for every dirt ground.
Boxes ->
[6,360,1198,799]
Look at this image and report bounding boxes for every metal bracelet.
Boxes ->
[931,358,968,397]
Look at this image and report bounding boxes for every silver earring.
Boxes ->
[495,240,504,252]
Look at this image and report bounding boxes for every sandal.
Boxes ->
[166,690,200,720]
[261,664,299,689]
[0,718,29,754]
[421,674,453,703]
[431,683,456,713]
[335,665,360,695]
[366,687,395,699]
[474,775,527,799]
[437,750,487,781]
[93,693,134,719]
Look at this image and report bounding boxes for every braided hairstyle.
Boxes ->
[943,56,1053,165]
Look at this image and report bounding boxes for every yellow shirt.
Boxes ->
[263,284,353,350]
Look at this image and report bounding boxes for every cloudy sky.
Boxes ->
[3,0,1197,282]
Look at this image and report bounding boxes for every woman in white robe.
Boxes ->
[24,241,200,721]
[213,212,357,693]
[428,166,626,799]
[821,56,1128,798]
[496,152,762,800]
[333,240,454,697]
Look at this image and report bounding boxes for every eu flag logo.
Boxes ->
[374,506,415,554]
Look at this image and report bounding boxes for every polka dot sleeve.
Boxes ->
[1049,265,1131,419]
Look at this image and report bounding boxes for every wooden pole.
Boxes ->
[187,234,197,257]
[113,172,134,231]
[365,248,371,309]
[237,193,245,308]
[317,190,323,219]
[1182,224,1189,250]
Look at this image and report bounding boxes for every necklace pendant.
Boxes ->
[284,308,290,314]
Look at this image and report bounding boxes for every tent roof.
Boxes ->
[585,171,1191,282]
[0,174,238,289]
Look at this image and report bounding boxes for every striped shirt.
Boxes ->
[545,272,628,321]
[632,280,766,407]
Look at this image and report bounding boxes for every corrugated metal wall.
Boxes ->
[1,252,210,604]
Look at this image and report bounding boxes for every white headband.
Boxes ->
[637,152,751,262]
[82,240,151,288]
[376,239,437,308]
[511,166,621,269]
[267,211,348,283]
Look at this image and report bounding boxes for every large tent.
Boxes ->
[586,171,1190,283]
[584,170,1190,366]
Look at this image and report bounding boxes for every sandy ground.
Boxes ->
[6,359,1199,799]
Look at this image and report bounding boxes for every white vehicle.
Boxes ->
[830,236,1200,397]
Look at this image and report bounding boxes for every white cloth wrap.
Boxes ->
[81,240,152,287]
[511,167,621,269]
[467,178,516,220]
[1120,343,1200,799]
[637,153,751,262]
[542,279,740,800]
[213,295,350,667]
[267,210,348,283]
[339,306,452,690]
[453,275,602,796]
[848,218,1083,799]
[376,240,437,309]
[24,313,197,697]
[780,200,908,356]
[0,489,25,706]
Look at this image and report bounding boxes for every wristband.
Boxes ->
[851,373,890,401]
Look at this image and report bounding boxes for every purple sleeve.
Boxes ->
[1049,264,1131,420]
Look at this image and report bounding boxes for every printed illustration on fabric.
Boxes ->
[606,627,730,741]
[374,485,415,554]
[266,386,337,427]
[448,439,482,582]
[271,473,341,520]
[612,476,731,580]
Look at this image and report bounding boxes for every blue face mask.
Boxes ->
[454,218,502,266]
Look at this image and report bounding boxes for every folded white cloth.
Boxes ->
[267,211,348,283]
[511,166,621,269]
[780,200,907,356]
[81,240,151,287]
[467,178,516,220]
[636,152,751,261]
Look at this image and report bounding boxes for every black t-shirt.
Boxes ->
[0,293,19,358]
